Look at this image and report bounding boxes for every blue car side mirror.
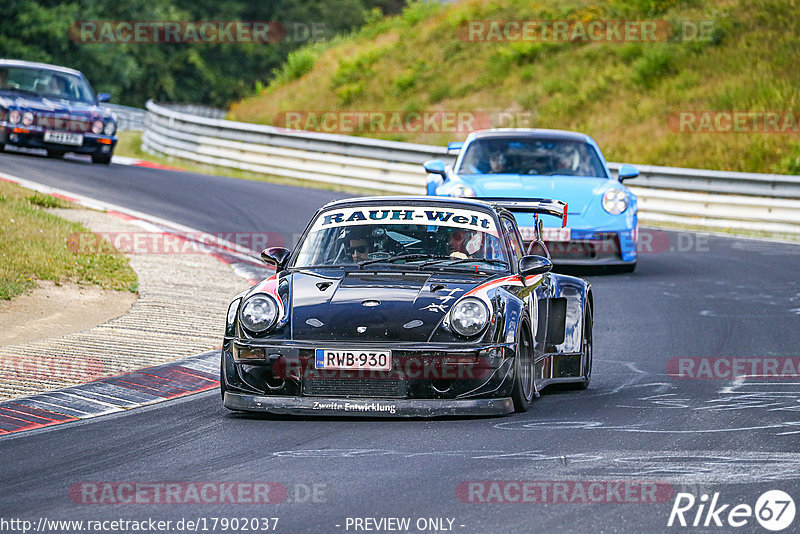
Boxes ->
[424,159,447,176]
[617,164,639,181]
[97,93,111,103]
[424,160,448,195]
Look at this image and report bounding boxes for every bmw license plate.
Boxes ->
[520,226,571,242]
[315,349,391,371]
[44,131,83,146]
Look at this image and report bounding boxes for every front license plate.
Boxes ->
[519,227,572,242]
[315,349,392,371]
[542,227,571,242]
[44,131,83,146]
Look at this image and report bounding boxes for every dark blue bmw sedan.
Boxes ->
[0,59,117,164]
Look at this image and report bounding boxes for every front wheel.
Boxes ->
[511,327,536,412]
[92,154,112,165]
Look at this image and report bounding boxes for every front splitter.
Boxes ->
[224,392,514,417]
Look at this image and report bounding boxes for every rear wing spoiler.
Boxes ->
[481,198,568,228]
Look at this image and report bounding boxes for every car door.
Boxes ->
[500,216,549,360]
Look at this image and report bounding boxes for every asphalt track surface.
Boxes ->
[1,151,800,533]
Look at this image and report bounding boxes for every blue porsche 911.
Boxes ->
[424,129,640,272]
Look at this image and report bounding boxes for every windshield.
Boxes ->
[456,137,608,177]
[0,66,96,104]
[294,204,509,269]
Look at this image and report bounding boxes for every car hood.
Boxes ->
[287,269,486,342]
[460,174,617,216]
[0,92,107,126]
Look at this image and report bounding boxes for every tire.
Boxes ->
[0,143,5,152]
[46,149,65,159]
[511,326,536,412]
[92,154,112,165]
[567,306,593,390]
[220,353,228,401]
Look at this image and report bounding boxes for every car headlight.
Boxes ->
[602,188,628,215]
[450,184,476,198]
[450,297,490,337]
[9,110,21,124]
[22,112,34,126]
[103,121,116,136]
[239,294,278,334]
[92,120,104,134]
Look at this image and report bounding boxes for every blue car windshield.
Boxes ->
[0,67,95,104]
[456,138,608,177]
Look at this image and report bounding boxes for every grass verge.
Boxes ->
[0,180,138,300]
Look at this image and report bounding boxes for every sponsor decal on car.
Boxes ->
[311,206,499,236]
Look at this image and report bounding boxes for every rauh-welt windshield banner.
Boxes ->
[310,206,499,236]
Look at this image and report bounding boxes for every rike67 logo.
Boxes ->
[668,490,795,531]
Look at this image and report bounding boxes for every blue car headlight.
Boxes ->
[602,188,628,215]
[103,121,116,136]
[450,184,475,198]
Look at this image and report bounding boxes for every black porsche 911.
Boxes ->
[221,196,593,417]
[0,59,117,164]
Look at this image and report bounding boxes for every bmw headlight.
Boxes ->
[450,297,490,337]
[92,120,104,134]
[239,294,278,334]
[9,110,21,124]
[103,121,116,136]
[602,188,628,215]
[22,112,34,126]
[450,184,475,198]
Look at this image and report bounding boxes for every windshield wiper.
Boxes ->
[447,258,510,269]
[358,253,450,268]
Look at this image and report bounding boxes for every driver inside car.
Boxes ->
[448,228,482,259]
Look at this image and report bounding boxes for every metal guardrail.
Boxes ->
[142,101,800,235]
[104,104,145,131]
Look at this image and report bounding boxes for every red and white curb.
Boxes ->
[111,155,186,172]
[0,171,275,435]
[0,351,220,436]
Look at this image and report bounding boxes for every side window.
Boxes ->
[502,217,524,263]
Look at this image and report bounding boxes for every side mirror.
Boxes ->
[97,93,111,103]
[261,247,291,271]
[519,255,553,277]
[617,164,639,182]
[424,159,448,195]
[423,159,447,177]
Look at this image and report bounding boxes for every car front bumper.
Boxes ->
[224,392,514,417]
[0,125,117,155]
[222,339,517,409]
